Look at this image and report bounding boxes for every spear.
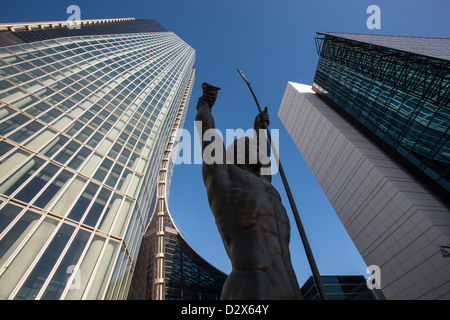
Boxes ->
[237,68,328,301]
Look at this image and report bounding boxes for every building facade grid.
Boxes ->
[0,28,195,300]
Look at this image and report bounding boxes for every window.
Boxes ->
[0,157,46,197]
[53,140,81,165]
[64,235,106,299]
[14,222,75,300]
[67,182,99,222]
[14,162,60,203]
[13,109,43,135]
[0,149,30,181]
[98,194,123,233]
[105,163,123,189]
[50,176,86,217]
[23,127,58,152]
[33,169,74,210]
[84,238,120,299]
[0,214,58,299]
[0,113,31,137]
[67,146,92,171]
[41,135,69,158]
[0,202,24,235]
[40,228,91,300]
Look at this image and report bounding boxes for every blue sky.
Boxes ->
[2,0,449,287]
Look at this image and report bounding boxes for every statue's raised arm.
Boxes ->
[195,83,226,165]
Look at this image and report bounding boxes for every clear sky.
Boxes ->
[2,0,449,287]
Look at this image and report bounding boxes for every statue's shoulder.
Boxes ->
[202,162,228,176]
[202,163,231,183]
[201,164,232,195]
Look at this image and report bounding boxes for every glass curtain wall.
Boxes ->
[313,34,450,198]
[0,30,195,300]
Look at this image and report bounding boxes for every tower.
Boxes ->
[278,33,450,299]
[0,18,196,299]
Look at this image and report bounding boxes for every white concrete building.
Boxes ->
[278,82,450,299]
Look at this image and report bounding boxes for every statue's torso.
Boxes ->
[203,163,301,299]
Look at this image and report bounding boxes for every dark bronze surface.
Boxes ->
[195,82,301,300]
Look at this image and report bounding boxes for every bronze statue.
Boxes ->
[195,82,302,300]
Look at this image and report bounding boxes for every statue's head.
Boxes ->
[226,136,270,175]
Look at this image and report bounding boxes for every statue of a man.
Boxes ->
[195,83,302,300]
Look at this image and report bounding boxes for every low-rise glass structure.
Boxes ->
[301,275,378,300]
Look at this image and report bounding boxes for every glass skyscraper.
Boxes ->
[0,18,196,299]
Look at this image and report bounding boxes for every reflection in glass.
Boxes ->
[40,228,91,300]
[14,223,75,300]
[0,215,58,299]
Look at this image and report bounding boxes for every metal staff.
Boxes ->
[237,68,328,301]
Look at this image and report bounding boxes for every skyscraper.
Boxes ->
[278,33,450,299]
[0,18,196,299]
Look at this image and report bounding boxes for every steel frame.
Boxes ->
[317,35,450,108]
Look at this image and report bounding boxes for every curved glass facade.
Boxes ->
[313,33,450,200]
[0,21,195,299]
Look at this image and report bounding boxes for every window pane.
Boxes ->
[117,169,132,193]
[83,188,111,228]
[80,152,102,177]
[0,214,57,299]
[64,235,106,299]
[105,163,123,188]
[0,210,41,269]
[11,95,39,110]
[111,198,133,237]
[41,134,69,158]
[23,127,58,152]
[33,169,74,210]
[67,146,92,171]
[93,158,113,183]
[40,228,91,300]
[0,202,24,235]
[0,113,30,136]
[0,157,45,196]
[23,101,51,117]
[14,223,75,300]
[8,121,44,144]
[98,194,123,233]
[0,149,30,181]
[53,140,81,165]
[75,126,94,143]
[14,162,60,203]
[85,239,120,299]
[50,176,86,216]
[67,182,99,222]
